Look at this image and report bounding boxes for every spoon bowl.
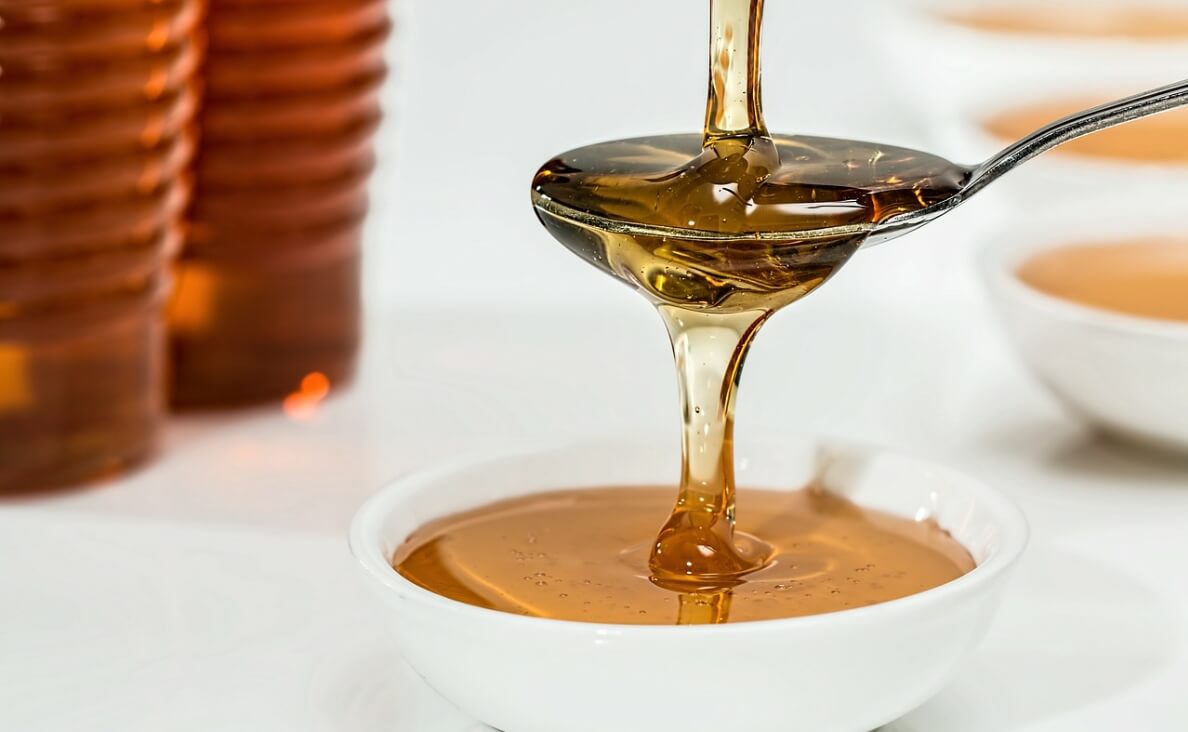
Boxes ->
[533,79,1188,290]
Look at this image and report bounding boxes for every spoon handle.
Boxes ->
[966,78,1188,197]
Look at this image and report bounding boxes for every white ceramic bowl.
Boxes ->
[872,0,1188,120]
[949,86,1188,207]
[981,199,1188,452]
[871,0,1188,196]
[350,435,1028,732]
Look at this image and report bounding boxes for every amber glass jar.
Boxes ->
[169,0,388,408]
[0,0,197,492]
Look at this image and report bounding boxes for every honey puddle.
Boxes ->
[395,487,973,625]
[1019,239,1188,322]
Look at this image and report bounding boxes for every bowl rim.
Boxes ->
[978,209,1188,342]
[349,434,1029,636]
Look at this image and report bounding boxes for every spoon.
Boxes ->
[861,78,1188,247]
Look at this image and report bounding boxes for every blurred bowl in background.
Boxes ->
[952,88,1188,204]
[980,197,1188,453]
[872,0,1188,162]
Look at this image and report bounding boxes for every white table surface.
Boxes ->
[4,1,1188,729]
[4,228,1187,730]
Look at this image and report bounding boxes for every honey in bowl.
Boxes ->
[941,5,1188,40]
[1017,239,1188,322]
[394,486,973,626]
[984,100,1188,164]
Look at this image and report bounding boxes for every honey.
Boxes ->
[396,486,973,625]
[1019,239,1188,322]
[395,0,975,623]
[942,5,1188,41]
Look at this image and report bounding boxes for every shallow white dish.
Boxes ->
[981,200,1188,453]
[872,0,1188,195]
[872,0,1188,112]
[351,435,1028,732]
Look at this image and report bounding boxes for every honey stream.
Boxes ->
[398,0,974,624]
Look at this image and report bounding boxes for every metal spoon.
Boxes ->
[861,78,1188,247]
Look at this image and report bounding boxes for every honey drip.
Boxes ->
[397,0,974,625]
[532,0,966,592]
